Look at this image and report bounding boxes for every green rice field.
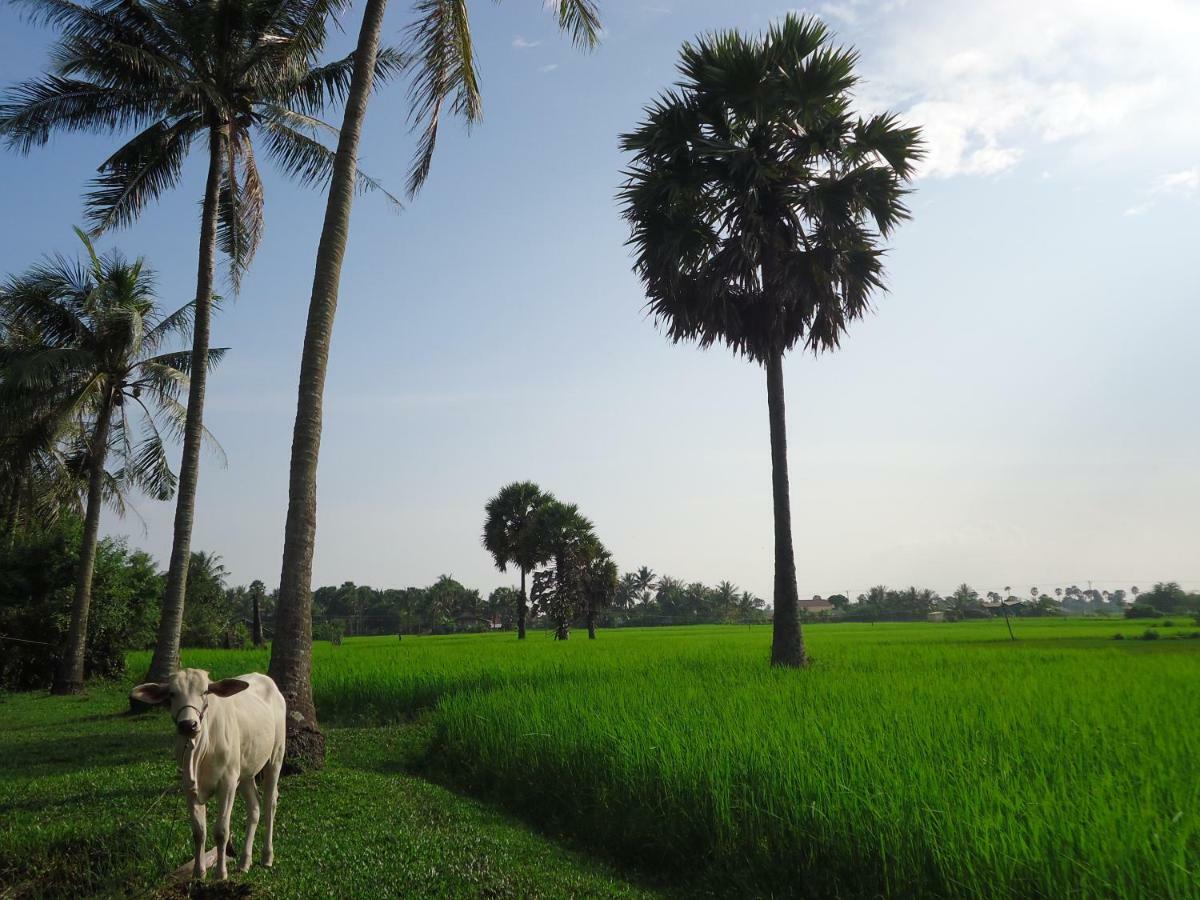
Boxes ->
[4,618,1199,897]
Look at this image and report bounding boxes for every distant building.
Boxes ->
[799,595,835,614]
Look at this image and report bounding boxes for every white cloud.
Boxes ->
[1124,167,1199,215]
[539,64,559,74]
[512,35,541,49]
[846,0,1200,180]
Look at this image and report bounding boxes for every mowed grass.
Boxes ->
[4,619,1199,897]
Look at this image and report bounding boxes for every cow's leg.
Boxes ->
[237,777,260,873]
[213,778,237,880]
[260,758,281,868]
[188,795,207,880]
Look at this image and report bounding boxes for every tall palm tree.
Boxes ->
[268,0,602,768]
[0,0,401,691]
[620,15,922,666]
[0,230,207,693]
[482,481,552,640]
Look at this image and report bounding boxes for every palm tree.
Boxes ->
[0,0,401,692]
[633,565,657,606]
[581,546,617,639]
[527,500,596,640]
[269,0,602,768]
[619,16,921,666]
[482,481,553,640]
[947,583,980,618]
[0,230,207,693]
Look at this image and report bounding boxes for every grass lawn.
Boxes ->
[2,618,1199,898]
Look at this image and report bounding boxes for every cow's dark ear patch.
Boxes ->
[130,682,170,705]
[207,678,250,698]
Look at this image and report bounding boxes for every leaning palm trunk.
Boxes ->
[269,0,387,771]
[52,391,114,694]
[252,593,264,646]
[766,349,806,667]
[142,126,226,691]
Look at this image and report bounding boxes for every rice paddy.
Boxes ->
[121,618,1200,897]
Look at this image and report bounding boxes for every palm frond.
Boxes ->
[404,0,480,197]
[84,115,196,233]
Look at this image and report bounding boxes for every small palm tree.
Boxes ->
[633,565,657,605]
[581,546,617,639]
[0,0,401,690]
[0,230,212,693]
[269,0,602,768]
[527,500,596,640]
[482,481,553,640]
[620,15,921,666]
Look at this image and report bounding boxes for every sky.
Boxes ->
[1,0,1197,603]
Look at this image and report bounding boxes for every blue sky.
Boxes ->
[1,0,1197,601]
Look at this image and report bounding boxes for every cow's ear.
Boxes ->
[206,678,250,698]
[130,682,170,705]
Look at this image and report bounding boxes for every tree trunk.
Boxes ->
[517,567,527,640]
[766,349,807,668]
[139,125,224,701]
[587,609,596,640]
[555,620,569,641]
[252,592,263,647]
[52,390,113,694]
[268,0,387,773]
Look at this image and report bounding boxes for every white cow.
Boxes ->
[131,669,286,881]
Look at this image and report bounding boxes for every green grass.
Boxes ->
[3,619,1199,897]
[0,683,653,898]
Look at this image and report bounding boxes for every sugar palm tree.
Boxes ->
[620,15,921,666]
[0,0,401,692]
[581,545,617,639]
[269,0,602,768]
[0,230,210,692]
[482,481,552,640]
[527,500,595,640]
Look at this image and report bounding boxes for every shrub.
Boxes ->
[1141,629,1160,641]
[1125,605,1163,619]
[1112,633,1125,641]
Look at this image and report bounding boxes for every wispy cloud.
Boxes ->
[539,64,559,74]
[512,35,541,49]
[844,0,1200,181]
[1125,167,1199,215]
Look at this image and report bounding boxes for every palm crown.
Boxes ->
[0,0,402,286]
[0,229,212,509]
[619,15,923,362]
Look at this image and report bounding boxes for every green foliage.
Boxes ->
[0,516,161,688]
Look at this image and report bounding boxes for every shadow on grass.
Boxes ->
[0,729,169,780]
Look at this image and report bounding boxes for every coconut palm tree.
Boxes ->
[633,565,657,605]
[619,15,921,666]
[269,0,602,768]
[0,0,401,692]
[0,230,210,693]
[482,481,553,640]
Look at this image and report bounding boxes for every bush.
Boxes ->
[1141,629,1160,641]
[1112,633,1125,641]
[0,519,161,689]
[1125,605,1163,619]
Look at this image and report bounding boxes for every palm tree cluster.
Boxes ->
[2,0,604,766]
[483,481,616,640]
[613,570,768,625]
[619,14,922,667]
[0,231,206,692]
